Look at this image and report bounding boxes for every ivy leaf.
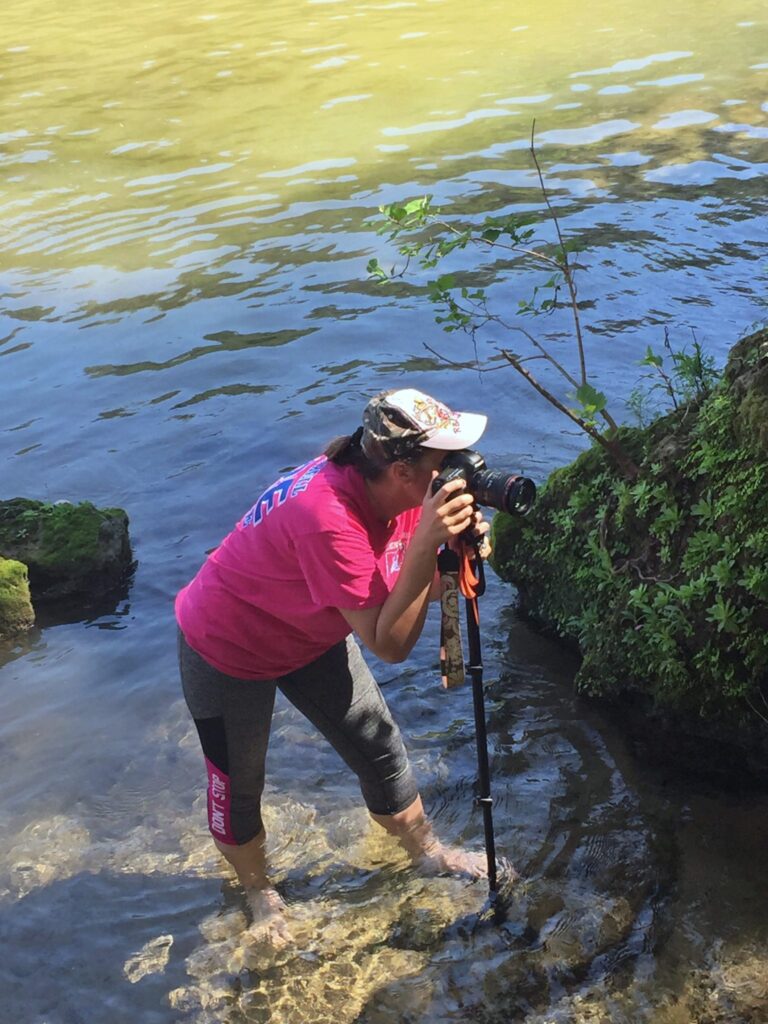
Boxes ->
[575,383,607,418]
[402,195,433,219]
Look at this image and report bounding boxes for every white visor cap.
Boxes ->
[385,388,487,451]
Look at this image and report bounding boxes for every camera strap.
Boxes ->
[438,540,485,687]
[438,546,464,688]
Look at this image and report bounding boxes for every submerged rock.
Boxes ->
[0,557,35,635]
[491,327,768,775]
[0,498,133,605]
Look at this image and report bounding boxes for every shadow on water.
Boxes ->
[0,869,215,1024]
[32,586,135,632]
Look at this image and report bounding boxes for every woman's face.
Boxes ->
[397,448,449,507]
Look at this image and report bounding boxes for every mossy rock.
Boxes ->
[725,329,768,453]
[0,499,133,602]
[0,557,35,636]
[490,327,768,769]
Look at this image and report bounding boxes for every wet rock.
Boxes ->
[654,950,768,1024]
[123,933,174,983]
[0,557,35,636]
[0,498,133,603]
[6,814,92,895]
[717,953,768,1022]
[390,905,447,951]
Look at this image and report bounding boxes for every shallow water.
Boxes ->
[1,0,767,1020]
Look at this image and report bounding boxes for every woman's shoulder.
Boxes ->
[290,460,368,534]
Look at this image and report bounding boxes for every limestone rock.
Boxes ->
[0,557,35,636]
[491,327,768,776]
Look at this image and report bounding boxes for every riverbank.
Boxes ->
[491,326,768,780]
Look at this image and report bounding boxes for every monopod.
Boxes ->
[438,540,502,912]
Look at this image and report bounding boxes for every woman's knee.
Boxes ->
[359,761,419,818]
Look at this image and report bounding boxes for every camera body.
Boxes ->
[432,449,535,515]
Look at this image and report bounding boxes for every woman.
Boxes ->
[176,387,492,944]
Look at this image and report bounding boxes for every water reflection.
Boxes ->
[85,329,314,378]
[2,0,768,1020]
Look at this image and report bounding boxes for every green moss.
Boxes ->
[735,374,768,453]
[0,499,131,601]
[492,328,768,728]
[0,557,35,635]
[37,503,103,569]
[0,500,124,567]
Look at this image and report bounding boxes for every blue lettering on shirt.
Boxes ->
[241,456,325,528]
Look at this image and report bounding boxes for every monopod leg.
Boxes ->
[464,591,499,903]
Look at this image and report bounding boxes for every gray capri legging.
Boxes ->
[178,630,419,845]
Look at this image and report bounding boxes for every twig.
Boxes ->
[529,120,588,389]
[745,695,768,727]
[657,327,680,410]
[431,216,568,275]
[501,349,639,479]
[422,343,481,370]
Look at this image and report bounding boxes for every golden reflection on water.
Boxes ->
[2,3,768,1021]
[2,0,766,272]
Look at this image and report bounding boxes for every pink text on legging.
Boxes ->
[205,757,235,844]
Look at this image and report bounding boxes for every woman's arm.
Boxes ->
[339,477,477,663]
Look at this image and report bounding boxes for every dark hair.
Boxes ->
[324,425,425,480]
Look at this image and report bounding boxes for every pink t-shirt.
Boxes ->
[175,456,422,679]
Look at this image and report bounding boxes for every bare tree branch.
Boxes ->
[529,121,588,389]
[500,349,639,479]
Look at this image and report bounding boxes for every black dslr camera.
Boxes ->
[432,449,536,515]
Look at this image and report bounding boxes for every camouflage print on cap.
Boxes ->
[361,391,429,464]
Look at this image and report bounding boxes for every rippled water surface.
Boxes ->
[1,0,767,1021]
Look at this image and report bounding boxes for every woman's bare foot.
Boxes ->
[371,796,497,880]
[244,887,292,948]
[417,840,487,879]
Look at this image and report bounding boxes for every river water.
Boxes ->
[1,1,767,1021]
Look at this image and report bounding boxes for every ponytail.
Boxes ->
[325,426,391,480]
[324,426,364,462]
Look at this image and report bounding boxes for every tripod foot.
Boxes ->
[485,858,520,923]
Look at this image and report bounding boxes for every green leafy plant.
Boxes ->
[634,328,720,419]
[367,125,640,481]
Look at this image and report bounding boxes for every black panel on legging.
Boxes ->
[193,716,229,775]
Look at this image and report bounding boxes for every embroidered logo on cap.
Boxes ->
[412,396,461,434]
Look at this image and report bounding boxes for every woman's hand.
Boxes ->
[468,510,492,559]
[445,507,492,558]
[413,474,476,551]
[416,474,493,558]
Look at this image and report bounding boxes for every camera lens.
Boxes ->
[472,470,536,515]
